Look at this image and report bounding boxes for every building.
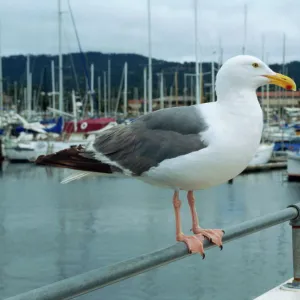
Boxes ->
[126,91,300,116]
[257,91,300,108]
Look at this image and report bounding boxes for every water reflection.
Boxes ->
[0,163,298,299]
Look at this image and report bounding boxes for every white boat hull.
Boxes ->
[4,140,90,162]
[3,121,117,162]
[248,143,274,166]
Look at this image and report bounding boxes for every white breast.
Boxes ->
[142,99,263,191]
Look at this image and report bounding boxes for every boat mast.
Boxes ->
[103,71,107,117]
[159,72,164,109]
[281,33,286,121]
[211,56,215,102]
[26,55,32,118]
[58,0,63,112]
[143,67,147,114]
[90,63,94,116]
[98,76,101,116]
[194,0,200,105]
[123,62,128,117]
[13,81,17,107]
[72,90,77,132]
[107,58,111,116]
[218,36,223,69]
[51,60,56,114]
[147,0,152,112]
[261,34,265,105]
[266,52,270,127]
[183,74,187,105]
[242,4,247,54]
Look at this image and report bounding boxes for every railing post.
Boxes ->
[284,204,300,290]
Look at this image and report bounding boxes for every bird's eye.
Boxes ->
[252,63,259,68]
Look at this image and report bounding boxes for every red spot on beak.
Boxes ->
[286,84,293,90]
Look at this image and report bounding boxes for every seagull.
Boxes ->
[36,55,296,258]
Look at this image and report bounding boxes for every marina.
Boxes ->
[0,165,298,300]
[0,0,300,299]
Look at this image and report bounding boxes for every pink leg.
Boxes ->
[187,191,224,250]
[173,191,205,258]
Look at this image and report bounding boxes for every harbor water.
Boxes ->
[0,163,299,300]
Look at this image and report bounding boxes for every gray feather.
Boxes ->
[89,106,208,175]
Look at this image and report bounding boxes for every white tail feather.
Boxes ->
[60,171,94,184]
[60,169,128,184]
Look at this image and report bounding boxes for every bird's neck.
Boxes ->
[216,87,261,115]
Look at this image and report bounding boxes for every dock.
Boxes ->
[243,162,287,173]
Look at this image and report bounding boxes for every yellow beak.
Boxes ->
[263,73,297,91]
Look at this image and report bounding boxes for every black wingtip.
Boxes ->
[34,144,114,174]
[35,154,47,165]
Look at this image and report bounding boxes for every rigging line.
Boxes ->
[62,25,80,93]
[67,0,93,100]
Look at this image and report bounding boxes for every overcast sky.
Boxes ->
[0,0,299,64]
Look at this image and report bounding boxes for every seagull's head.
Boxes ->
[216,55,296,94]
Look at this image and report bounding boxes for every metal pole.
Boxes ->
[98,76,101,115]
[211,60,215,102]
[175,71,178,107]
[147,0,153,112]
[72,90,77,132]
[218,36,223,68]
[124,62,128,117]
[108,59,111,115]
[26,55,30,117]
[32,88,36,112]
[23,87,27,111]
[58,0,63,112]
[5,204,299,300]
[284,204,300,289]
[194,0,200,105]
[14,81,17,107]
[282,33,286,73]
[103,71,107,117]
[266,52,270,127]
[90,64,94,116]
[169,86,173,108]
[281,33,286,118]
[29,73,32,112]
[291,217,300,283]
[184,74,187,105]
[190,75,193,101]
[159,72,164,109]
[143,67,147,115]
[242,4,247,54]
[261,34,265,105]
[114,67,125,117]
[51,60,56,114]
[199,63,203,103]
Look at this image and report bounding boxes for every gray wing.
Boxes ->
[88,106,209,176]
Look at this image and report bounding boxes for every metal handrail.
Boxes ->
[4,203,300,300]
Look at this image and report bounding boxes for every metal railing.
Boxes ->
[5,203,300,300]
